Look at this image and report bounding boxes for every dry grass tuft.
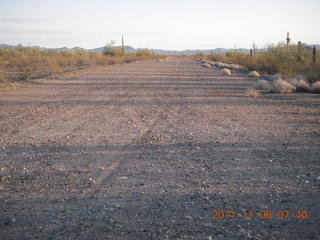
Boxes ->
[272,79,296,94]
[229,64,248,71]
[270,73,282,81]
[202,63,211,68]
[288,78,310,92]
[221,68,232,75]
[311,81,320,93]
[218,62,229,69]
[204,60,247,72]
[248,71,260,78]
[0,72,6,82]
[245,88,260,98]
[256,80,271,90]
[208,61,216,66]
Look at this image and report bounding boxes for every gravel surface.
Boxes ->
[0,57,319,239]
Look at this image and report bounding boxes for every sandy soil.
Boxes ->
[0,57,319,239]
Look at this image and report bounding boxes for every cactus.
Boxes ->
[286,32,291,48]
[122,35,125,54]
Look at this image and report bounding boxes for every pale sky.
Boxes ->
[0,0,319,50]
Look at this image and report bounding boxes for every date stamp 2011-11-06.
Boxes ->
[211,209,309,220]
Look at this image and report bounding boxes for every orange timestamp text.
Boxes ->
[211,209,309,220]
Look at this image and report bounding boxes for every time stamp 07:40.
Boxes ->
[211,209,309,220]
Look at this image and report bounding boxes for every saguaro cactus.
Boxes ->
[286,32,291,48]
[298,41,302,62]
[122,35,125,54]
[252,42,256,56]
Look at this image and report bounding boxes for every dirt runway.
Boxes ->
[0,57,319,239]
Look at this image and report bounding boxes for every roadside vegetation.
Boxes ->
[200,43,320,83]
[0,44,165,84]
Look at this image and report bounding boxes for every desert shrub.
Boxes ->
[272,79,296,94]
[0,72,6,82]
[222,68,232,75]
[204,43,320,81]
[16,71,32,81]
[0,45,165,84]
[103,41,124,56]
[288,78,310,92]
[248,71,260,77]
[92,55,108,66]
[256,80,271,90]
[136,49,152,56]
[305,65,320,83]
[202,63,211,68]
[125,57,136,63]
[75,56,90,66]
[270,73,282,81]
[245,88,260,98]
[60,51,76,57]
[311,81,320,93]
[103,47,124,56]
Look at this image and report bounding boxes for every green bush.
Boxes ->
[136,48,152,56]
[103,46,124,56]
[103,41,124,56]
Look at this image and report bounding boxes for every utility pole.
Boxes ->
[122,35,125,54]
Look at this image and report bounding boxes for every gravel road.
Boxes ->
[0,57,319,239]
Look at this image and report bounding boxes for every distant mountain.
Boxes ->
[305,44,320,50]
[148,48,250,55]
[44,46,86,51]
[89,47,104,52]
[89,45,135,52]
[0,43,319,54]
[0,44,252,54]
[0,44,15,49]
[0,44,86,52]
